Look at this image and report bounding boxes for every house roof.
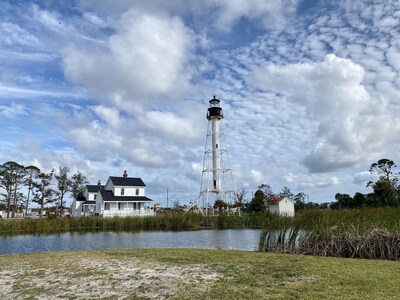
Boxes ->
[86,185,104,193]
[100,190,153,202]
[109,177,146,187]
[268,196,287,205]
[82,200,96,205]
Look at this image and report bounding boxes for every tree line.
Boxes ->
[245,158,400,212]
[0,161,88,218]
[332,158,400,209]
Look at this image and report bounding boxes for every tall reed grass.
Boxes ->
[259,226,400,260]
[0,207,399,236]
[258,208,400,260]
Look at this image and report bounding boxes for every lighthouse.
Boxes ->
[187,96,235,214]
[207,96,223,192]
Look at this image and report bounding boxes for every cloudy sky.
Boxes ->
[1,0,400,206]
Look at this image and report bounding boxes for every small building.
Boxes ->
[95,171,154,217]
[268,196,295,217]
[71,182,103,217]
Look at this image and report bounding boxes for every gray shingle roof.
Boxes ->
[86,185,104,193]
[109,177,146,187]
[82,200,96,205]
[100,190,152,202]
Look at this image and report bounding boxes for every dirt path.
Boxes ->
[0,250,220,299]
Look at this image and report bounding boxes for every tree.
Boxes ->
[32,171,55,217]
[0,161,26,218]
[55,167,71,216]
[24,165,40,216]
[171,199,181,211]
[369,159,397,183]
[368,159,399,207]
[70,171,88,202]
[372,179,399,207]
[293,192,306,211]
[353,192,366,208]
[258,184,273,199]
[279,186,294,199]
[365,193,380,207]
[233,188,247,210]
[335,193,354,209]
[214,199,228,213]
[248,190,266,212]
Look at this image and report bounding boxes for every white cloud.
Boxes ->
[0,22,39,46]
[91,105,122,128]
[353,171,378,185]
[138,111,203,144]
[250,169,264,182]
[77,0,300,33]
[62,11,196,112]
[249,54,400,172]
[0,102,26,118]
[298,176,340,190]
[206,0,299,31]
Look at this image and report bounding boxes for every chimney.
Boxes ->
[97,180,101,190]
[123,170,128,178]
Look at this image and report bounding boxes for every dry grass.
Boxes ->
[1,248,400,299]
[260,227,400,260]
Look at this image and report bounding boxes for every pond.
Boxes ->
[0,229,262,255]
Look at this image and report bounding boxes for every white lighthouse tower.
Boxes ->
[187,96,235,215]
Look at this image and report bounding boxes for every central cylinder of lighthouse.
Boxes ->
[207,96,224,193]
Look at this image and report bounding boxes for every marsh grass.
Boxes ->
[0,207,399,235]
[260,226,400,260]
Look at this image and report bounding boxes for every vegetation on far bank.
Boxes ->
[1,207,399,235]
[2,158,400,220]
[1,248,399,299]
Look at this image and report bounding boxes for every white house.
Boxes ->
[95,171,154,217]
[71,182,103,217]
[268,196,295,217]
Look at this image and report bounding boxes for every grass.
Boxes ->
[0,248,399,299]
[0,207,399,235]
[260,227,400,260]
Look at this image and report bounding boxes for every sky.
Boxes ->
[1,0,400,207]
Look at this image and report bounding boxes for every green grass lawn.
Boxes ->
[0,249,399,299]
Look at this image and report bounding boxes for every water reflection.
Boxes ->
[0,229,261,255]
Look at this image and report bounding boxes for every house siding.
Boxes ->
[269,197,295,217]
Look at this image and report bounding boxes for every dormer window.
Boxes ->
[121,188,125,196]
[136,189,139,196]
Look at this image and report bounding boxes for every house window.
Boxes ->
[94,194,97,200]
[136,189,139,196]
[118,203,124,210]
[121,188,125,196]
[134,203,136,210]
[104,203,110,210]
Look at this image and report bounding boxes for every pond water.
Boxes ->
[0,229,262,255]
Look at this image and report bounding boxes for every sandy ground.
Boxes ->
[0,251,221,299]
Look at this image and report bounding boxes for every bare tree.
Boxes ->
[279,186,294,199]
[171,199,181,211]
[234,188,247,209]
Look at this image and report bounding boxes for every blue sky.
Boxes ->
[1,0,400,206]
